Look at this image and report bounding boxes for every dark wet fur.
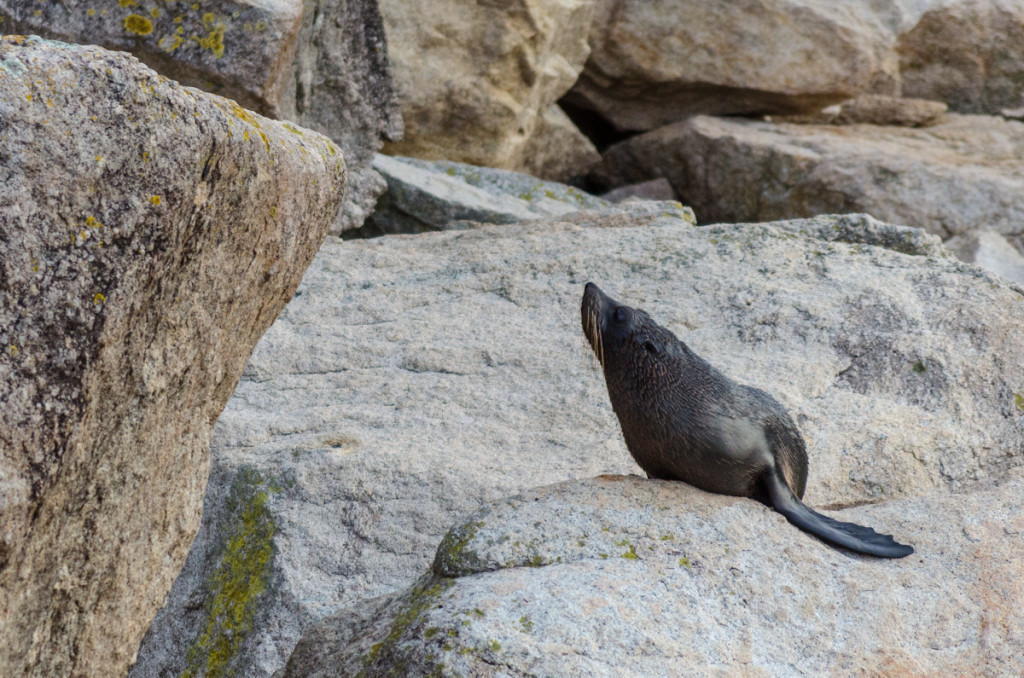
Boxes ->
[582,282,914,559]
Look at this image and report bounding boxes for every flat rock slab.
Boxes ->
[595,114,1024,255]
[136,209,1024,676]
[287,473,1024,677]
[361,155,640,236]
[0,37,344,677]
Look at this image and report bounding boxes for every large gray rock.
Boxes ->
[0,37,345,678]
[594,114,1024,255]
[378,0,597,179]
[136,209,1023,676]
[569,0,1024,131]
[285,472,1024,676]
[0,0,401,233]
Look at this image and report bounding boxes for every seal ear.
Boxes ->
[643,340,660,355]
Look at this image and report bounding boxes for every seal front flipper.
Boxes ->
[764,465,914,559]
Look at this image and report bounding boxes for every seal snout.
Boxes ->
[581,282,610,367]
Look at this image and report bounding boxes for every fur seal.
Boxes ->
[581,282,913,558]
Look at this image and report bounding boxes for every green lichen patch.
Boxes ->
[518,615,534,633]
[432,518,488,577]
[363,576,455,673]
[181,467,280,678]
[1015,392,1024,411]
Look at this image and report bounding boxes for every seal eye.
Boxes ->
[613,307,630,324]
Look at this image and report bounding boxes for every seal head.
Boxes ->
[582,282,913,559]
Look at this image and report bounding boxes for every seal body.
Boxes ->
[582,282,913,558]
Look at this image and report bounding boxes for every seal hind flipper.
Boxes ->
[765,465,914,559]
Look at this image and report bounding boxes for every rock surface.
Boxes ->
[601,177,676,204]
[898,0,1024,114]
[518,104,601,183]
[594,114,1024,254]
[0,0,401,233]
[568,0,898,130]
[945,229,1024,287]
[379,0,596,177]
[569,0,1024,131]
[286,472,1024,677]
[135,209,1023,676]
[0,37,345,677]
[359,155,615,236]
[278,0,401,233]
[776,94,948,127]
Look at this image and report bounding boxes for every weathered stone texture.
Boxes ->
[0,37,344,677]
[898,0,1024,114]
[594,114,1024,255]
[569,0,1024,130]
[379,0,596,177]
[0,0,400,233]
[286,472,1024,676]
[279,0,402,232]
[139,209,1023,676]
[569,0,898,130]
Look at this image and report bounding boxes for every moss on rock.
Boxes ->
[181,467,279,678]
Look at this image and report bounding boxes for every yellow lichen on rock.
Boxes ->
[194,12,226,58]
[123,14,153,35]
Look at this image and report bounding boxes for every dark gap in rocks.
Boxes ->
[558,97,634,153]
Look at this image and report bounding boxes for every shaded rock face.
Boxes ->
[594,114,1024,254]
[379,0,597,179]
[0,0,303,115]
[286,473,1024,677]
[0,0,400,233]
[138,209,1023,676]
[279,0,402,232]
[0,37,345,677]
